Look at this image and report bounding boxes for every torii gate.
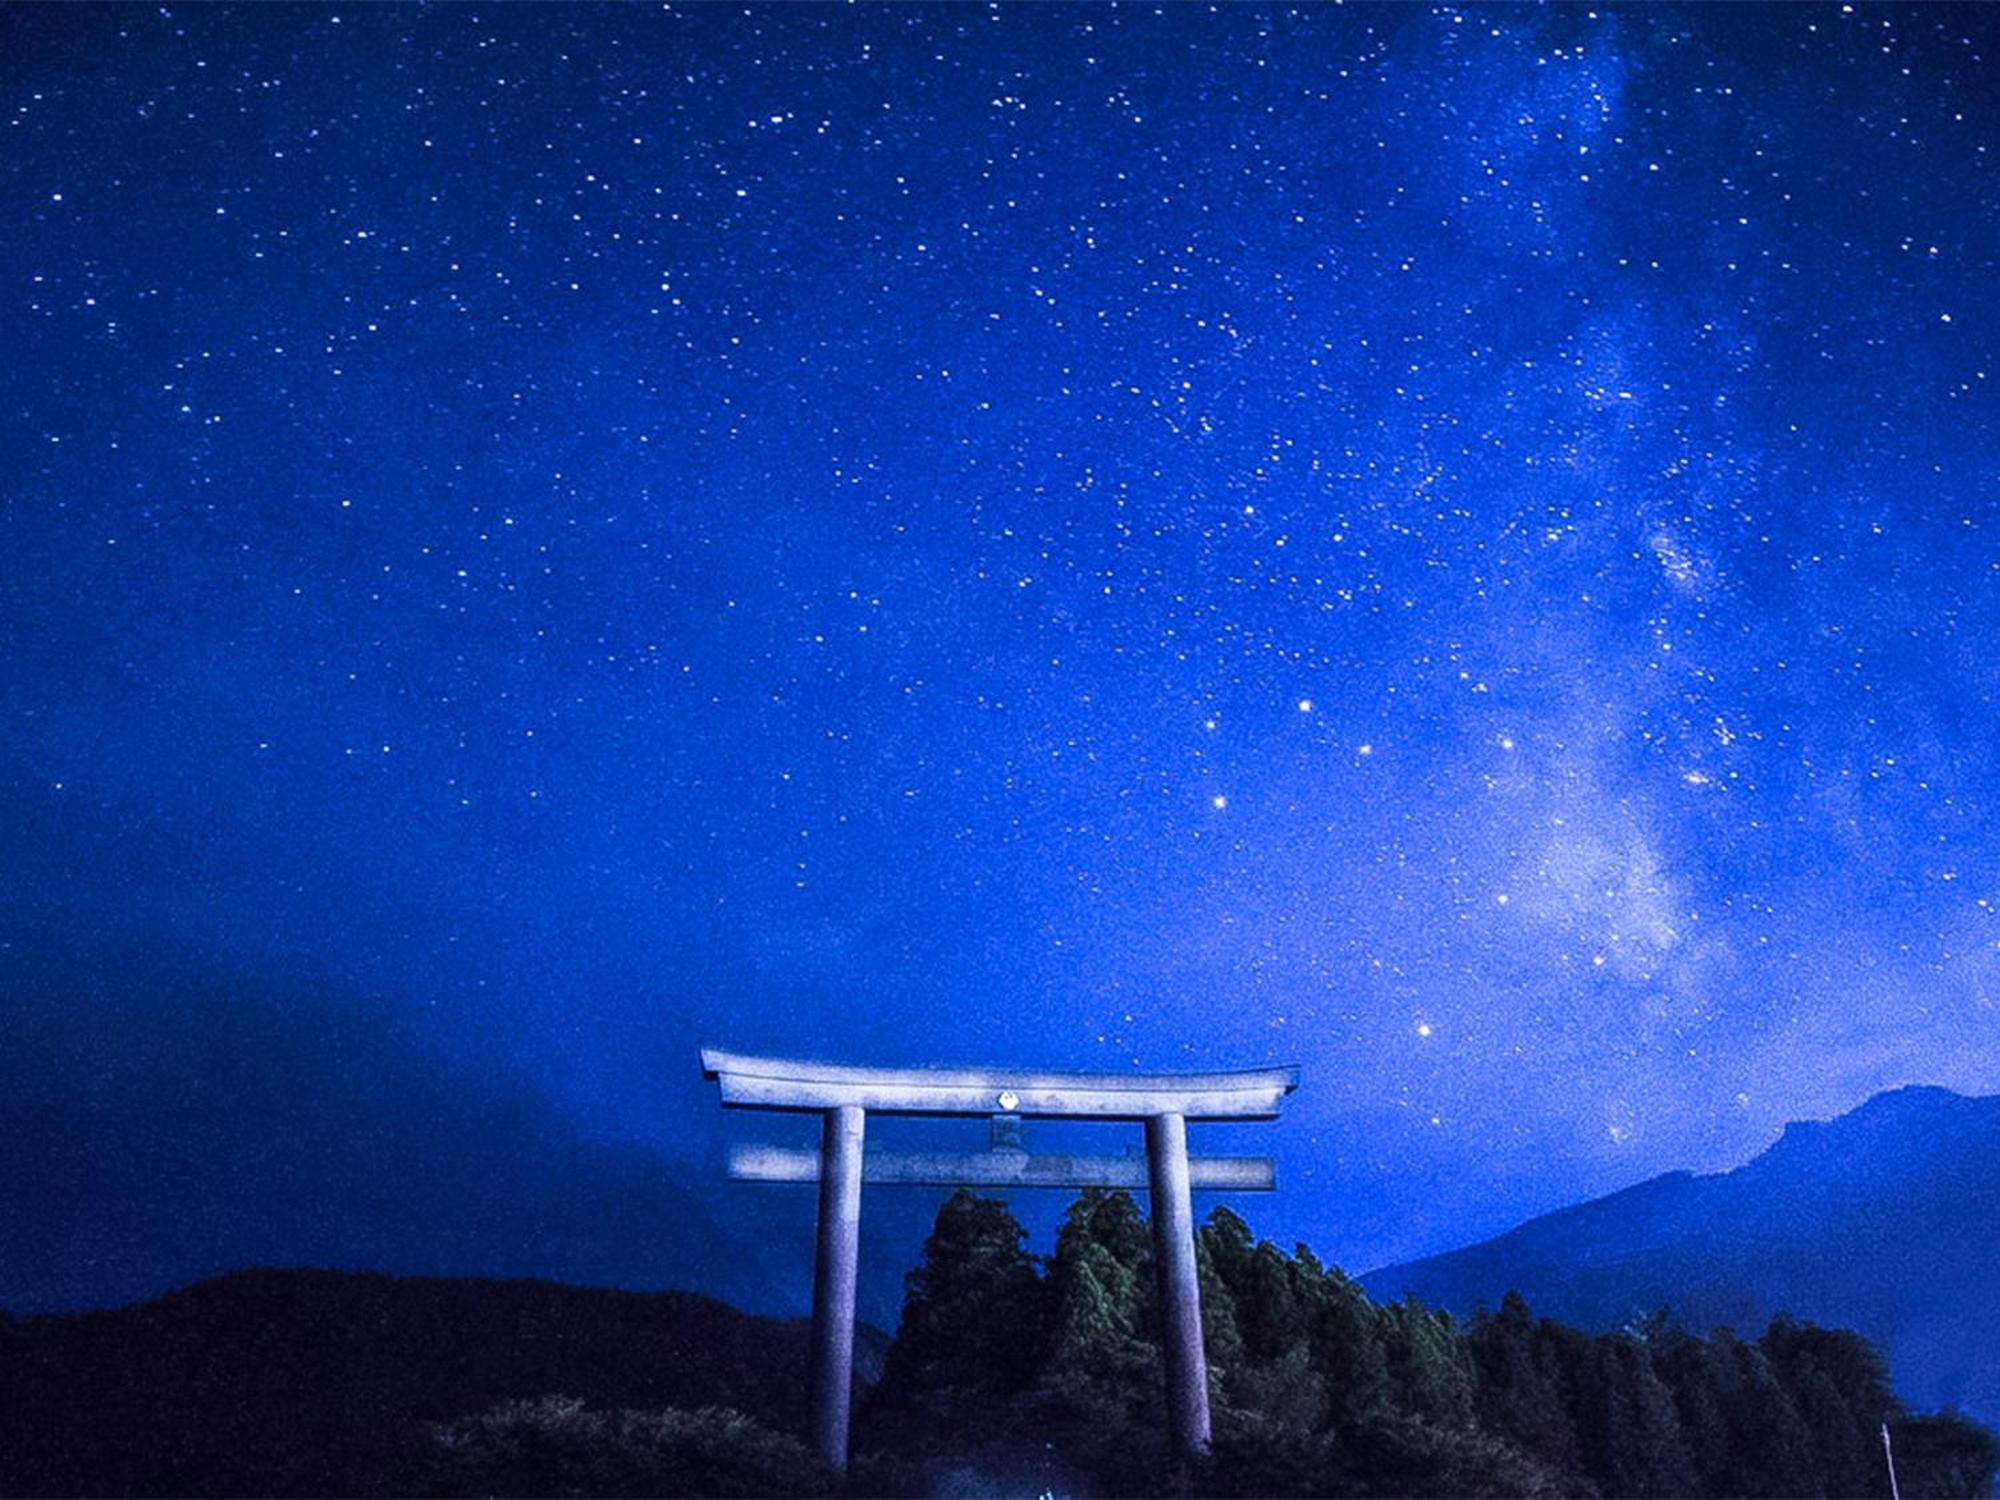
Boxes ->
[700,1048,1299,1475]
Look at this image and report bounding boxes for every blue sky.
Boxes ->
[4,2,1997,1315]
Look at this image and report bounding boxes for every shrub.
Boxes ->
[409,1395,830,1499]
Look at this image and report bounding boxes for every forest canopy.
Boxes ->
[848,1188,1998,1499]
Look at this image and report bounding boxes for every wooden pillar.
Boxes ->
[1146,1110,1212,1464]
[809,1104,865,1476]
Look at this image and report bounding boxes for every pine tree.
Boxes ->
[1298,1252,1392,1431]
[1231,1241,1313,1365]
[1022,1189,1170,1494]
[1378,1296,1477,1429]
[1567,1333,1697,1498]
[1710,1328,1820,1498]
[1466,1292,1586,1478]
[1041,1188,1156,1382]
[1652,1326,1738,1494]
[1890,1412,2000,1500]
[868,1188,1044,1437]
[1759,1316,1895,1497]
[1195,1210,1248,1401]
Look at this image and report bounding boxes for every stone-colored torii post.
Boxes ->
[700,1048,1300,1476]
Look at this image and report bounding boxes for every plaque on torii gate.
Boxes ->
[700,1048,1300,1476]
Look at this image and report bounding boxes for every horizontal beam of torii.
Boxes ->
[727,1143,1277,1190]
[699,1048,1301,1478]
[702,1048,1297,1119]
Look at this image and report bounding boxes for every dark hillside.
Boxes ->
[0,1268,886,1498]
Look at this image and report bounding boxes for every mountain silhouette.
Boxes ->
[1362,1085,2000,1426]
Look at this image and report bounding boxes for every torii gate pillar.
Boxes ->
[1146,1110,1212,1460]
[701,1049,1299,1477]
[808,1104,865,1472]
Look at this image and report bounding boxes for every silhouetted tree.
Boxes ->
[1379,1296,1476,1428]
[1038,1188,1156,1380]
[1195,1208,1251,1395]
[1298,1248,1393,1431]
[1757,1316,1895,1496]
[1466,1293,1586,1479]
[1709,1327,1819,1498]
[1893,1412,2000,1499]
[1652,1325,1740,1494]
[1020,1189,1172,1494]
[1568,1333,1697,1498]
[868,1188,1044,1436]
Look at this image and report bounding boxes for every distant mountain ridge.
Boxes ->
[1362,1085,2000,1426]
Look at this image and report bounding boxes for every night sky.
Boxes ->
[5,3,1998,1320]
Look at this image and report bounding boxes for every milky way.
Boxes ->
[4,3,1997,1302]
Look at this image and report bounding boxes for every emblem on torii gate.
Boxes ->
[700,1049,1300,1476]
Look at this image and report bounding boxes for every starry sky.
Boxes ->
[5,2,1998,1318]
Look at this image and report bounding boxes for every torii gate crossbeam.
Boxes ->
[700,1048,1300,1476]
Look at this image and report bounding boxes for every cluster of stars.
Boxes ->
[4,0,1997,1282]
